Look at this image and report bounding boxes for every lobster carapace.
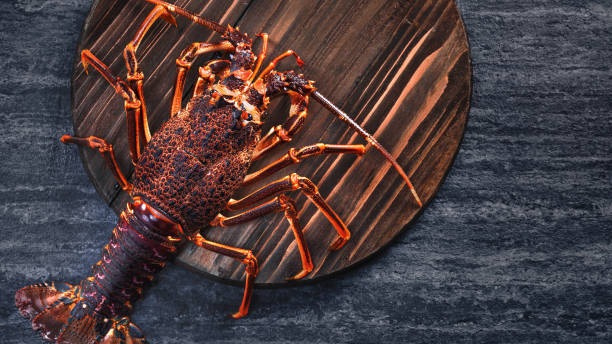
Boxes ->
[15,0,422,342]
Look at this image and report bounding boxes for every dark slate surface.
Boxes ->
[1,0,610,343]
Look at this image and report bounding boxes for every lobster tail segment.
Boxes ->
[16,281,86,342]
[15,282,74,320]
[15,282,147,343]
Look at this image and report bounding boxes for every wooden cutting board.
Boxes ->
[71,0,471,285]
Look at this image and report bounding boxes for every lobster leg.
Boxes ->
[191,59,230,99]
[227,173,351,250]
[243,143,366,186]
[246,33,269,84]
[211,195,313,281]
[253,50,304,84]
[189,233,258,318]
[122,5,177,156]
[252,91,310,160]
[80,50,142,163]
[61,136,132,192]
[172,41,234,117]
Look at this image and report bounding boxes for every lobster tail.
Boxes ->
[15,282,74,320]
[16,281,83,342]
[15,200,179,342]
[15,282,147,343]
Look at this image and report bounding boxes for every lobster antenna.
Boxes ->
[143,0,227,34]
[311,91,423,207]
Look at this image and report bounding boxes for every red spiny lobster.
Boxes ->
[15,0,422,342]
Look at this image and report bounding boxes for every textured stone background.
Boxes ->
[1,0,610,343]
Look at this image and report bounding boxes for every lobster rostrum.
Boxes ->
[15,0,423,342]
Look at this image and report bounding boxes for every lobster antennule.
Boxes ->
[311,91,423,208]
[143,0,227,34]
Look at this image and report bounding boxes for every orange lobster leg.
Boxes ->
[60,136,132,192]
[80,50,142,163]
[253,91,309,160]
[247,33,269,84]
[253,50,304,84]
[189,234,258,319]
[228,173,350,251]
[123,5,177,153]
[191,60,231,99]
[244,143,365,186]
[211,195,314,281]
[171,41,234,117]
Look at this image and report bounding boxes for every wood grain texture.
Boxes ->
[71,0,471,285]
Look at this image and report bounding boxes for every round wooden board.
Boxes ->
[71,0,471,286]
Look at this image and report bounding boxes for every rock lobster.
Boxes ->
[15,0,422,342]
